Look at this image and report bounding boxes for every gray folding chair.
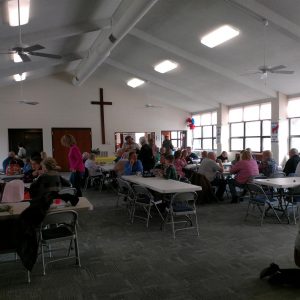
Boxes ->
[246,183,281,226]
[39,210,80,275]
[131,184,164,228]
[84,168,104,191]
[162,192,199,239]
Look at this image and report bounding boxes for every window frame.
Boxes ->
[289,117,300,149]
[193,124,217,151]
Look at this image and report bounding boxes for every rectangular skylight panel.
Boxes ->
[201,25,239,48]
[8,0,30,26]
[127,78,145,88]
[154,60,178,73]
[14,72,26,81]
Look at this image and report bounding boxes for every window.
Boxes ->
[288,98,300,149]
[229,103,271,152]
[192,111,217,150]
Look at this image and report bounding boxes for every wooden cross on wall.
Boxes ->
[91,88,112,144]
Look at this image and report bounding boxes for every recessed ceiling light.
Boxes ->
[7,0,30,27]
[127,78,145,88]
[154,60,178,73]
[13,53,22,63]
[14,72,26,81]
[201,25,240,48]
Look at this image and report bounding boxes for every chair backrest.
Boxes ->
[246,183,268,200]
[171,192,198,206]
[288,173,296,177]
[58,187,77,196]
[41,210,78,228]
[116,178,134,198]
[1,179,24,203]
[132,184,153,203]
[87,167,101,177]
[270,172,286,178]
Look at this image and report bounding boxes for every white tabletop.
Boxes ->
[183,164,198,170]
[99,164,115,172]
[253,177,300,189]
[121,175,202,194]
[0,197,93,220]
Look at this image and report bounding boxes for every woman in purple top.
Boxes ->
[61,134,85,197]
[229,150,259,203]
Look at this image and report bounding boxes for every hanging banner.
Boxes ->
[271,121,279,143]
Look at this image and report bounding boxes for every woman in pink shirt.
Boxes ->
[61,134,85,197]
[229,150,259,203]
[174,150,187,178]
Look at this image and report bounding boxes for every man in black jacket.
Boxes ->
[283,148,300,175]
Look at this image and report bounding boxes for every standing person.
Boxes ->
[138,137,155,172]
[149,138,159,162]
[17,143,26,159]
[122,136,140,153]
[162,135,174,154]
[60,134,85,197]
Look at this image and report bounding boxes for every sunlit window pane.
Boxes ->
[172,140,178,148]
[291,137,300,150]
[212,112,217,125]
[193,127,201,138]
[288,99,300,118]
[245,121,260,136]
[213,138,217,150]
[262,120,271,136]
[244,105,259,121]
[202,139,212,150]
[231,138,243,151]
[200,113,211,125]
[203,126,212,138]
[245,138,260,152]
[262,138,271,151]
[171,131,177,139]
[229,107,243,122]
[260,103,271,120]
[213,125,216,136]
[290,118,300,136]
[231,123,244,137]
[193,139,201,149]
[192,115,200,126]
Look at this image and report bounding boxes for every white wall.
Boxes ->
[0,65,188,161]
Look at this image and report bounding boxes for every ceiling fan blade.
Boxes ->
[268,65,286,71]
[23,44,45,52]
[29,52,62,59]
[272,70,294,74]
[18,52,31,62]
[18,100,39,105]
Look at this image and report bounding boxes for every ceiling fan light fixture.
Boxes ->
[8,0,30,27]
[12,52,22,63]
[127,78,145,88]
[14,72,26,81]
[201,25,239,48]
[154,60,178,73]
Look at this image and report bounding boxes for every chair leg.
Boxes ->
[146,205,151,228]
[27,270,31,283]
[260,205,267,226]
[171,214,176,239]
[74,236,81,267]
[245,201,251,221]
[194,213,200,237]
[41,242,46,276]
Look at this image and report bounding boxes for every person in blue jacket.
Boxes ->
[124,151,143,175]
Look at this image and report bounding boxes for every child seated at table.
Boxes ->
[164,154,178,180]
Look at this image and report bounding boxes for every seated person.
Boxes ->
[229,150,259,203]
[197,152,226,201]
[84,153,100,175]
[22,158,32,173]
[186,146,199,162]
[153,153,166,177]
[260,222,300,286]
[231,153,240,166]
[174,150,186,178]
[114,148,125,163]
[114,158,128,177]
[23,156,43,183]
[217,151,228,163]
[283,148,300,176]
[29,157,71,199]
[259,150,278,177]
[200,151,208,162]
[82,152,90,163]
[124,151,143,175]
[163,154,177,180]
[2,151,23,173]
[181,149,192,164]
[40,151,48,160]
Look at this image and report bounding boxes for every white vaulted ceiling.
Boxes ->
[0,0,300,112]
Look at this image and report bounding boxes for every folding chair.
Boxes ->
[284,186,300,224]
[84,168,103,191]
[58,187,77,196]
[116,178,135,208]
[39,210,80,275]
[131,184,164,228]
[245,183,281,226]
[162,192,199,239]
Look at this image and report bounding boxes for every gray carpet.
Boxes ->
[1,188,300,300]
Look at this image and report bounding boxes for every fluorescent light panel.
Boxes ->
[154,60,178,73]
[8,0,30,26]
[13,53,22,63]
[127,78,145,88]
[201,25,239,48]
[14,72,26,81]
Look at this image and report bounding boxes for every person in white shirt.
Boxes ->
[122,136,140,153]
[84,153,100,176]
[197,152,226,201]
[17,143,26,159]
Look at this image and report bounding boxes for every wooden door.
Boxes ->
[52,128,92,171]
[8,129,43,158]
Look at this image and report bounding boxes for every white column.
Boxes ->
[217,103,229,155]
[271,92,288,166]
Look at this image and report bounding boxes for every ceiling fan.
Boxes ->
[243,19,294,81]
[0,0,62,62]
[17,100,39,105]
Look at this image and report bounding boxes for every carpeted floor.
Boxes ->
[0,187,300,300]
